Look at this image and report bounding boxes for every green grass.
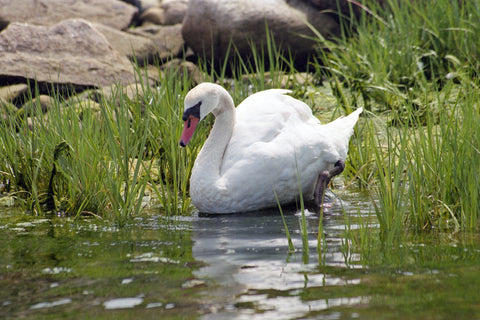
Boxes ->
[0,68,203,221]
[1,0,479,234]
[316,0,480,233]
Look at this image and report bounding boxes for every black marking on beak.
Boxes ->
[182,101,201,121]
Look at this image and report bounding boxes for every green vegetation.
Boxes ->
[0,70,206,220]
[318,0,480,232]
[1,0,479,235]
[0,210,202,319]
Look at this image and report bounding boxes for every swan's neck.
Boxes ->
[191,94,236,188]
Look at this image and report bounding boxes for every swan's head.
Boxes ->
[179,83,226,147]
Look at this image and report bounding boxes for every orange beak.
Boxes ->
[179,115,200,147]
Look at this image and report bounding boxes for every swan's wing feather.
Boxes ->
[220,128,336,207]
[229,89,319,147]
[221,89,336,192]
[235,89,317,123]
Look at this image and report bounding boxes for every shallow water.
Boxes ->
[1,190,480,319]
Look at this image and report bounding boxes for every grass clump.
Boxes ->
[319,0,480,232]
[0,69,207,221]
[322,0,480,111]
[0,83,152,220]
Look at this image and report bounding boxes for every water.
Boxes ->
[0,209,201,319]
[1,190,480,319]
[192,191,373,319]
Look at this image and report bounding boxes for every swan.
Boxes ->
[179,82,362,214]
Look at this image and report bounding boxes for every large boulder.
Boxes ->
[0,19,142,90]
[0,0,138,30]
[181,0,340,65]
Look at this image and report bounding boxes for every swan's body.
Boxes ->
[180,83,362,214]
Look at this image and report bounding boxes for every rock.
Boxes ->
[83,82,153,119]
[1,97,17,121]
[160,0,188,25]
[139,7,166,25]
[136,0,160,11]
[306,0,366,21]
[68,99,102,121]
[127,24,184,61]
[160,59,204,84]
[241,71,312,89]
[0,83,28,103]
[95,22,185,65]
[22,95,55,114]
[139,0,187,26]
[0,16,7,31]
[0,0,138,30]
[0,19,140,91]
[98,83,151,103]
[182,0,340,65]
[92,23,158,66]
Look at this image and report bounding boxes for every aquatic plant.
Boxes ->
[316,0,480,231]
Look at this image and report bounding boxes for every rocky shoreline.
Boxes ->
[0,0,375,118]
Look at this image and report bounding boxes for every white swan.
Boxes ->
[179,83,362,214]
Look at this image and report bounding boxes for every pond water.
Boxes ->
[1,189,480,319]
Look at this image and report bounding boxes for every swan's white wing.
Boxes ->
[218,90,342,208]
[223,89,321,165]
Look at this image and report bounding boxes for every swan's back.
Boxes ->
[235,89,318,128]
[224,89,320,159]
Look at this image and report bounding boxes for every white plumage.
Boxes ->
[179,83,362,213]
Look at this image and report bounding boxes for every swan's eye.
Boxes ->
[182,101,202,121]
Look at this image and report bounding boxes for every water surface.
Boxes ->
[1,190,480,319]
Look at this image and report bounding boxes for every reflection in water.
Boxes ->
[0,209,201,319]
[192,193,371,319]
[2,192,480,318]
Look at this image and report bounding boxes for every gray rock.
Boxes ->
[0,83,28,103]
[160,59,204,84]
[97,82,151,104]
[137,0,160,11]
[160,0,188,25]
[139,7,166,25]
[92,23,158,66]
[22,95,55,114]
[0,19,140,89]
[127,24,184,61]
[139,0,187,26]
[1,97,17,121]
[0,0,138,30]
[181,0,340,64]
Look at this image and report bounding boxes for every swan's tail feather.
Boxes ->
[325,107,363,135]
[323,107,363,159]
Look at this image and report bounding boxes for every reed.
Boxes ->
[0,67,196,220]
[275,191,295,253]
[316,0,480,232]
